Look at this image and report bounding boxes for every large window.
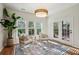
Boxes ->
[28,21,42,35]
[28,21,34,35]
[36,23,41,35]
[17,19,25,36]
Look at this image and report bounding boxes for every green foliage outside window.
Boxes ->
[18,29,25,36]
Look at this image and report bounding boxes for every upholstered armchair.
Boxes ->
[19,35,33,48]
[39,33,48,41]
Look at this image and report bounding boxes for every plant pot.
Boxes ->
[7,38,13,47]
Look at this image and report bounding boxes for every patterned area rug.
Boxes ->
[14,41,69,55]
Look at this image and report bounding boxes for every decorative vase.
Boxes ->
[7,38,13,47]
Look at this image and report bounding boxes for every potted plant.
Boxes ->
[0,8,21,47]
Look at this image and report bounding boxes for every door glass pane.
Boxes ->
[53,22,59,38]
[62,21,70,40]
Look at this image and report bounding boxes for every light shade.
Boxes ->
[35,9,48,17]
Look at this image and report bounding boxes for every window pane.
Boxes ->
[18,21,25,29]
[29,21,34,28]
[29,29,34,35]
[62,21,70,39]
[28,21,34,35]
[53,22,59,38]
[37,29,41,35]
[36,23,41,29]
[18,29,25,36]
[36,23,41,35]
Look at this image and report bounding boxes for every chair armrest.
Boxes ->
[24,39,33,45]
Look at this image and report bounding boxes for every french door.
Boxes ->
[53,17,73,44]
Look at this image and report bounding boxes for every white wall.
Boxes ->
[0,4,4,52]
[48,4,79,48]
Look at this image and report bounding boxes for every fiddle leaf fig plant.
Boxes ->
[0,8,21,39]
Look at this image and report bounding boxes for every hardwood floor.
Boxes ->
[0,46,14,55]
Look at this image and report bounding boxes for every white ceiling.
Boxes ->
[4,3,77,15]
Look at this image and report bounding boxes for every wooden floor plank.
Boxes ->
[0,46,14,55]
